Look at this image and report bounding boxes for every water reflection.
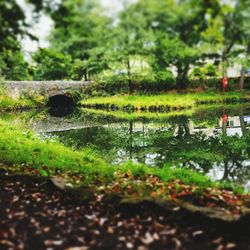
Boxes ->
[49,107,75,117]
[2,105,250,186]
[48,107,250,186]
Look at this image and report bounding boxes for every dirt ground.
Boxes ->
[1,169,250,250]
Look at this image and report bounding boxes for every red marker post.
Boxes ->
[222,113,227,124]
[221,110,228,135]
[222,77,228,95]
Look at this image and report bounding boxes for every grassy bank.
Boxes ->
[81,91,250,111]
[0,86,46,111]
[0,95,39,111]
[80,103,250,129]
[81,107,195,121]
[0,119,241,192]
[3,118,250,222]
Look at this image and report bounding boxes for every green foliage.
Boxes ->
[48,0,112,81]
[0,50,32,80]
[0,0,249,90]
[81,91,247,110]
[33,49,72,80]
[0,0,45,80]
[191,64,219,82]
[71,59,88,81]
[85,71,176,96]
[152,70,176,91]
[0,83,46,110]
[0,119,241,192]
[206,64,218,77]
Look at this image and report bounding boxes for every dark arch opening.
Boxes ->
[48,95,75,108]
[48,95,75,117]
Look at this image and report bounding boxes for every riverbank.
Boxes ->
[0,119,216,188]
[0,90,46,111]
[2,118,250,248]
[0,118,241,189]
[1,89,250,113]
[0,95,37,111]
[81,103,249,123]
[80,91,250,111]
[1,119,249,216]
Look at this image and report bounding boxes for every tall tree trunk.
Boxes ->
[221,38,236,78]
[222,113,227,136]
[222,160,229,181]
[239,43,250,90]
[176,64,189,89]
[239,109,246,136]
[221,56,228,78]
[239,67,246,90]
[183,118,190,137]
[127,58,132,94]
[84,72,88,81]
[129,121,133,160]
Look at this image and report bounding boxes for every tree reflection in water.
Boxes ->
[38,106,250,186]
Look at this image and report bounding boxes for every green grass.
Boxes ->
[0,119,243,193]
[0,86,46,111]
[81,103,250,129]
[0,120,108,174]
[81,91,250,110]
[81,107,195,121]
[0,95,37,110]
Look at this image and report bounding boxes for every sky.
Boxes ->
[18,0,131,55]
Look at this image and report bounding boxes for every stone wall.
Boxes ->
[2,81,92,97]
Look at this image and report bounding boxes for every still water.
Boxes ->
[2,105,250,188]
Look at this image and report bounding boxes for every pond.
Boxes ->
[2,104,250,189]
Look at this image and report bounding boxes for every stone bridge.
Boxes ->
[3,81,91,97]
[3,80,92,107]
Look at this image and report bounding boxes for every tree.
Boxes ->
[235,0,250,89]
[0,0,50,79]
[201,0,250,86]
[33,49,72,80]
[48,0,112,80]
[109,0,154,93]
[0,0,28,79]
[0,50,32,80]
[124,0,222,88]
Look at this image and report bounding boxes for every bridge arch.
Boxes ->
[48,94,75,108]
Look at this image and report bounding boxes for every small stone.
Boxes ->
[107,227,114,234]
[192,230,203,237]
[226,243,237,249]
[126,242,134,249]
[50,178,66,190]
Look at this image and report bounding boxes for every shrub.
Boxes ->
[84,70,176,96]
[152,70,176,91]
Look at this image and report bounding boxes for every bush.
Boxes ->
[32,49,72,80]
[151,70,176,91]
[84,70,176,96]
[206,64,218,77]
[188,78,220,89]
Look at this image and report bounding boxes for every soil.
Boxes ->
[1,169,250,250]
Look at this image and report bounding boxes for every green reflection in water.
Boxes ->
[2,105,250,187]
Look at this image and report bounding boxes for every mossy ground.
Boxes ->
[81,91,250,111]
